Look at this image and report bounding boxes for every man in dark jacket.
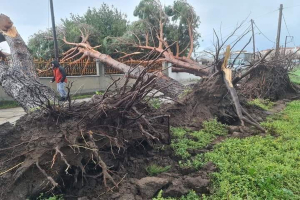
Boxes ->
[50,60,68,101]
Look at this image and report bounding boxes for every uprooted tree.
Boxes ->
[0,2,299,198]
[0,13,171,199]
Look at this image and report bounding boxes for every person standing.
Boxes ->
[50,60,68,101]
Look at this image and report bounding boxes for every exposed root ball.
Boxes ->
[240,64,297,100]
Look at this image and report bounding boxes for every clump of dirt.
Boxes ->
[0,113,214,200]
[163,75,241,127]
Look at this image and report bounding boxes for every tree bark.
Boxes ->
[0,14,55,111]
[0,62,55,112]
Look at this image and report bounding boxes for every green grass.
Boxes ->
[153,190,201,200]
[0,100,19,109]
[171,119,228,169]
[205,100,300,199]
[289,68,300,85]
[248,98,274,110]
[146,164,171,176]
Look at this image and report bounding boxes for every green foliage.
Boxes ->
[201,118,228,136]
[153,190,200,200]
[171,119,227,169]
[28,3,128,59]
[149,98,162,109]
[37,193,64,200]
[0,100,19,109]
[170,127,188,138]
[95,91,104,95]
[178,88,192,99]
[289,68,300,85]
[205,100,300,199]
[146,164,171,176]
[165,0,200,56]
[171,138,204,159]
[248,98,274,110]
[179,154,204,169]
[131,0,200,57]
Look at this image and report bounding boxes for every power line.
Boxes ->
[282,14,291,36]
[253,22,275,44]
[282,13,296,47]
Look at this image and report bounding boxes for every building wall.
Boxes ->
[0,61,202,101]
[162,62,201,83]
[0,61,133,101]
[0,74,132,101]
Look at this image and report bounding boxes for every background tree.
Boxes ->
[165,0,200,58]
[28,3,128,59]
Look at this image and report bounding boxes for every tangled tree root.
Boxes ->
[240,64,298,101]
[0,71,170,199]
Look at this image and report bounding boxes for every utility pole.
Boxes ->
[284,36,293,56]
[251,19,255,60]
[275,4,283,57]
[49,0,59,61]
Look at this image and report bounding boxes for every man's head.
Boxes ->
[51,60,60,68]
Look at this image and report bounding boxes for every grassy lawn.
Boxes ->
[289,68,300,85]
[205,100,300,199]
[0,100,19,109]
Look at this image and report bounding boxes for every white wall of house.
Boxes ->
[162,62,201,82]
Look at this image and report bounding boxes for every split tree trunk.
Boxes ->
[0,14,56,112]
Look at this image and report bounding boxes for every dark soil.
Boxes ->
[163,75,240,128]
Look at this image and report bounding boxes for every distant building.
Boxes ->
[260,46,300,63]
[228,51,253,70]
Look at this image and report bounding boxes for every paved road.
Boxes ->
[0,98,91,125]
[0,107,26,125]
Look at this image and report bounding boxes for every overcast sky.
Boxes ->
[1,0,299,55]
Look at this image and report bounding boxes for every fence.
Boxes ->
[104,60,163,74]
[35,58,97,77]
[1,57,163,77]
[35,58,163,77]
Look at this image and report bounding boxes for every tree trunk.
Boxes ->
[92,52,186,98]
[62,36,186,99]
[0,14,55,111]
[0,62,55,112]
